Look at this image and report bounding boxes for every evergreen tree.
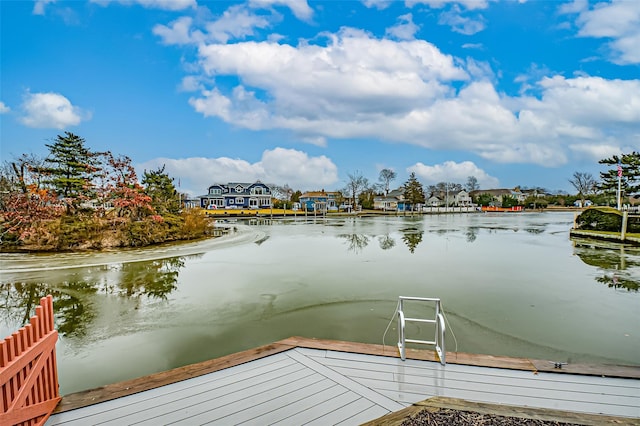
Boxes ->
[142,165,180,215]
[40,132,100,211]
[403,172,425,210]
[598,152,640,198]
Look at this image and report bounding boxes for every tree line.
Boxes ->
[292,152,640,211]
[0,132,209,250]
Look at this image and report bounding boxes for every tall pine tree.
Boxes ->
[598,152,640,198]
[142,165,180,215]
[40,132,100,211]
[403,172,425,211]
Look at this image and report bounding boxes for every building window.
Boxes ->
[236,197,244,204]
[209,188,221,195]
[252,187,264,195]
[249,198,258,207]
[235,185,244,193]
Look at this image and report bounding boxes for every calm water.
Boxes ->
[1,211,639,395]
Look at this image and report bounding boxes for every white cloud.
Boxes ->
[0,101,10,114]
[362,0,392,10]
[406,0,492,11]
[90,0,196,11]
[386,13,420,40]
[33,0,56,15]
[562,0,640,64]
[20,92,89,129]
[153,16,200,45]
[138,148,338,195]
[205,4,271,43]
[249,0,313,21]
[438,6,486,35]
[176,25,639,169]
[408,161,500,188]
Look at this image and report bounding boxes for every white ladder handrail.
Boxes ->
[397,296,446,365]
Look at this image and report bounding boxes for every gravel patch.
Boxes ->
[401,408,582,425]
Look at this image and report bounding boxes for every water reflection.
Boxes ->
[1,256,187,336]
[338,233,370,253]
[0,282,94,337]
[378,234,396,250]
[572,239,640,292]
[115,257,185,299]
[465,227,478,242]
[400,227,424,253]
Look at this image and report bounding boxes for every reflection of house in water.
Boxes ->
[572,239,640,292]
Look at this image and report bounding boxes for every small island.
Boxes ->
[1,132,211,251]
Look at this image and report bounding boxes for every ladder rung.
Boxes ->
[406,339,436,345]
[405,318,435,324]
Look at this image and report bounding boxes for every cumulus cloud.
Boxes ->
[561,0,640,64]
[408,161,500,188]
[20,92,89,129]
[161,18,639,169]
[386,13,420,40]
[138,148,338,195]
[0,101,10,114]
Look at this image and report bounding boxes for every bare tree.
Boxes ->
[378,168,397,195]
[465,176,479,192]
[345,171,369,209]
[569,172,597,206]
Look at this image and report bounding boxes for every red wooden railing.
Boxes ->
[1,295,60,426]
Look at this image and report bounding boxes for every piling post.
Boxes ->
[621,211,628,241]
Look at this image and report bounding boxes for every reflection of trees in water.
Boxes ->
[465,227,477,242]
[378,234,396,250]
[595,274,639,292]
[0,282,95,337]
[572,242,640,292]
[339,234,370,253]
[401,229,424,253]
[525,227,545,234]
[1,256,186,337]
[113,257,184,299]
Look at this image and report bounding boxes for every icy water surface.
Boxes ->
[1,211,638,395]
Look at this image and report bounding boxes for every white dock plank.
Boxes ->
[47,353,296,425]
[287,348,405,412]
[268,388,360,426]
[133,369,321,425]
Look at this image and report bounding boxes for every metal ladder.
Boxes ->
[397,296,446,365]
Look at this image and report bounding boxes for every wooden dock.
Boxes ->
[46,337,640,425]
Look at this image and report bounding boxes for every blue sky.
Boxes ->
[1,0,639,196]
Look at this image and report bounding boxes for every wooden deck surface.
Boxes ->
[46,337,640,425]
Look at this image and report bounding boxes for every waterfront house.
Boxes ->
[198,181,272,210]
[299,190,340,212]
[373,189,405,211]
